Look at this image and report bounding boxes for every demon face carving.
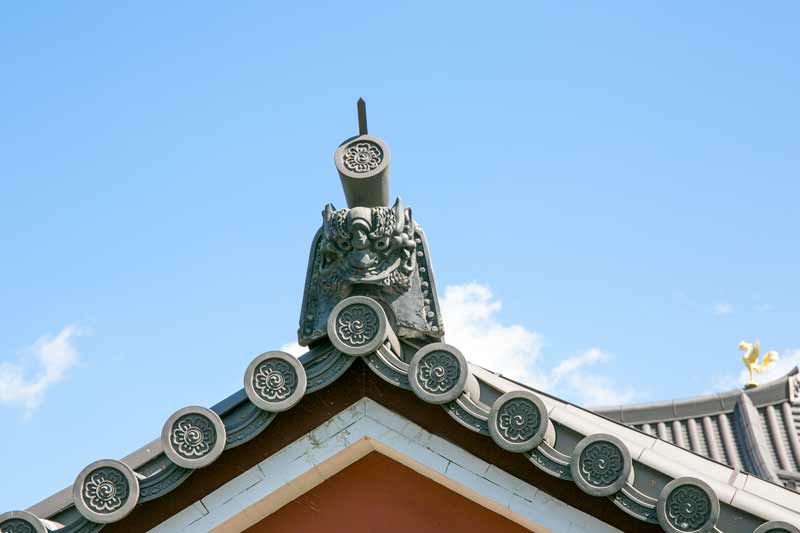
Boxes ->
[318,198,416,297]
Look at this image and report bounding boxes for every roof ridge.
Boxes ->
[594,367,799,423]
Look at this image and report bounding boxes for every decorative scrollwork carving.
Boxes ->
[488,391,549,452]
[162,406,226,469]
[327,296,389,356]
[83,467,129,513]
[244,351,307,412]
[72,459,140,523]
[172,413,216,459]
[0,512,45,533]
[580,442,623,486]
[665,486,711,530]
[343,141,383,173]
[657,477,719,533]
[418,351,459,393]
[305,345,356,394]
[498,399,540,442]
[336,304,379,347]
[0,520,34,533]
[444,400,490,435]
[611,491,659,524]
[254,358,298,402]
[139,462,193,502]
[571,434,631,496]
[409,343,467,404]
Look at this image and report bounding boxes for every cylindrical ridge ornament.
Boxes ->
[0,511,47,533]
[327,296,391,356]
[408,343,468,404]
[488,390,550,453]
[335,134,390,208]
[161,406,226,469]
[570,433,632,496]
[72,459,140,523]
[244,351,307,412]
[657,477,720,533]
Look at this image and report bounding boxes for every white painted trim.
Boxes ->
[148,398,620,533]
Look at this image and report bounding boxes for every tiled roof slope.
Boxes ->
[595,368,800,492]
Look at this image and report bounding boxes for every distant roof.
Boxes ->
[595,367,800,493]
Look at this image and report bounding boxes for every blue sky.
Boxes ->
[2,1,799,512]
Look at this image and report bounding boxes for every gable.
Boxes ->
[246,452,529,533]
[142,374,624,532]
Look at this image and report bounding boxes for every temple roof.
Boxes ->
[14,345,800,532]
[595,367,800,493]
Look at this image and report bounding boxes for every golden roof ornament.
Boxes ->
[739,340,778,389]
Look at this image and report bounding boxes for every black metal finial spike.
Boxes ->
[357,98,368,135]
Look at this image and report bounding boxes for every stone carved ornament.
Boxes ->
[497,398,540,442]
[244,351,307,413]
[342,141,383,173]
[319,200,416,298]
[336,303,380,348]
[82,468,130,514]
[253,358,298,402]
[570,433,632,497]
[0,512,45,533]
[665,485,712,530]
[72,459,140,523]
[171,413,216,460]
[657,477,720,533]
[299,199,444,345]
[0,520,34,533]
[161,406,226,469]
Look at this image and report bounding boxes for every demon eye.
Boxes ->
[337,239,353,251]
[374,237,390,251]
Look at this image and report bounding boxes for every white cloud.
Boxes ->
[280,341,305,357]
[440,283,545,387]
[0,325,81,411]
[440,283,638,407]
[551,348,609,381]
[713,302,734,315]
[562,373,637,406]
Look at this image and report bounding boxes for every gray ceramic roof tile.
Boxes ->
[594,368,800,494]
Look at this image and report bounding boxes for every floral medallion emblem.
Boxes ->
[0,520,35,533]
[171,413,217,460]
[571,434,630,496]
[579,441,624,488]
[489,391,549,452]
[82,467,130,514]
[245,351,307,413]
[497,398,540,443]
[336,304,379,347]
[408,343,468,404]
[162,406,227,469]
[417,351,460,394]
[665,485,712,531]
[0,513,44,533]
[253,358,298,402]
[343,141,383,173]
